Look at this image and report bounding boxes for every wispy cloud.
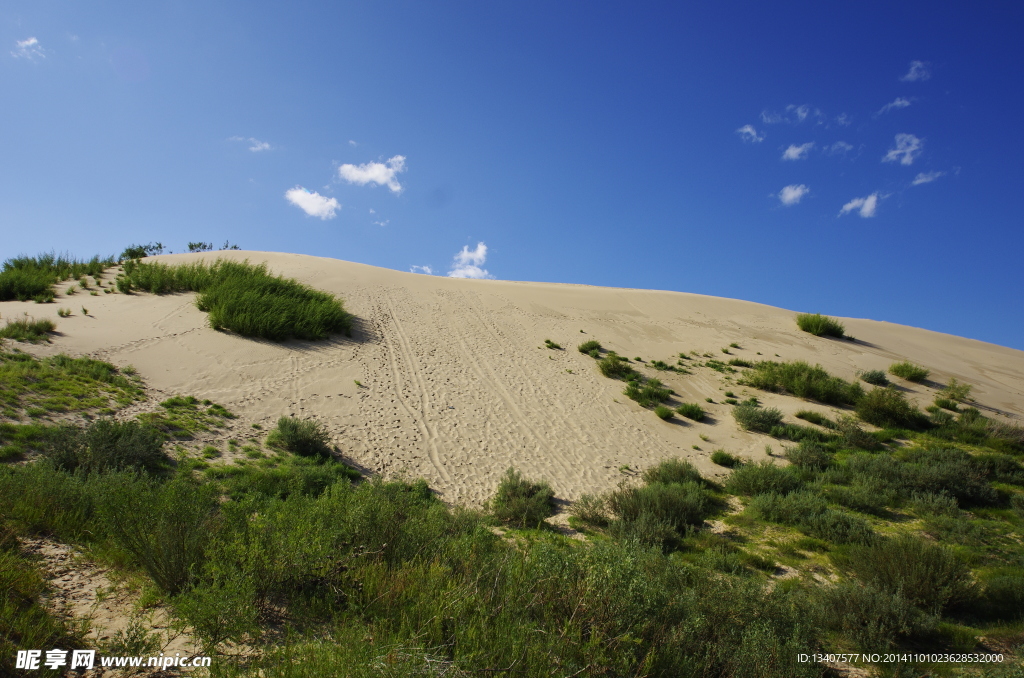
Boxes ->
[781,142,814,160]
[761,104,821,125]
[787,104,811,122]
[876,97,912,116]
[839,193,880,218]
[338,155,406,193]
[11,37,45,60]
[284,186,339,219]
[348,140,358,147]
[229,136,271,152]
[736,124,764,143]
[912,170,945,185]
[882,133,924,165]
[373,219,389,227]
[778,184,810,206]
[900,60,931,82]
[448,242,493,279]
[834,113,852,127]
[826,141,855,156]
[410,265,434,275]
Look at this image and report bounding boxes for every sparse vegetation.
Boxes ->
[0,316,56,343]
[732,402,784,432]
[676,403,705,421]
[860,369,889,386]
[265,416,333,458]
[0,252,115,302]
[654,405,674,420]
[624,377,672,407]
[487,467,554,527]
[577,339,601,354]
[597,352,636,379]
[795,312,846,338]
[794,410,834,428]
[889,361,930,382]
[711,450,741,467]
[741,360,864,406]
[543,338,561,349]
[855,387,927,429]
[117,258,353,341]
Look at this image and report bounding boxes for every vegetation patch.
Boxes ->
[855,387,927,430]
[795,312,846,338]
[860,369,889,386]
[487,467,555,528]
[265,416,332,458]
[711,450,741,467]
[888,361,930,383]
[0,316,56,343]
[732,402,784,433]
[118,258,353,341]
[676,402,705,421]
[624,377,672,408]
[0,252,115,303]
[577,339,601,355]
[741,360,864,406]
[137,395,236,439]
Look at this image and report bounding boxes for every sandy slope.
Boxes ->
[6,251,1024,506]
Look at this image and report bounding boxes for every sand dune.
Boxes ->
[8,251,1024,506]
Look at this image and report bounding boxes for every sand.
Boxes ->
[5,250,1024,506]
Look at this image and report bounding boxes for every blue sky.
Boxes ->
[3,2,1022,349]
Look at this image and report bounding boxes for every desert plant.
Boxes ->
[570,493,609,527]
[624,378,671,407]
[543,339,561,350]
[44,420,169,476]
[487,467,555,528]
[577,339,601,354]
[675,403,705,421]
[732,402,784,433]
[119,242,164,260]
[889,361,930,382]
[940,378,972,403]
[741,361,863,406]
[654,405,674,420]
[859,370,889,386]
[0,317,56,343]
[642,458,705,486]
[726,461,802,496]
[855,387,927,429]
[266,416,332,458]
[785,441,830,470]
[188,241,214,252]
[711,450,741,468]
[608,481,711,534]
[727,358,754,368]
[598,353,635,379]
[57,308,71,317]
[796,313,846,338]
[793,410,834,428]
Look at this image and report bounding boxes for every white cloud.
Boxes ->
[373,219,389,227]
[229,136,271,152]
[834,113,852,127]
[284,186,339,219]
[761,105,820,125]
[778,184,810,206]
[348,140,358,147]
[338,155,406,193]
[735,124,765,143]
[826,141,855,156]
[12,37,45,60]
[877,97,912,115]
[839,193,880,218]
[787,104,811,122]
[410,265,433,275]
[447,242,493,279]
[781,142,814,160]
[912,170,945,185]
[368,208,375,214]
[900,60,931,82]
[882,133,923,165]
[760,110,784,124]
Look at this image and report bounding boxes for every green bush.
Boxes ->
[598,353,635,379]
[732,402,784,433]
[0,252,114,302]
[608,481,711,534]
[711,450,741,468]
[749,491,874,544]
[889,361,930,382]
[727,358,754,368]
[675,402,705,421]
[0,316,56,343]
[742,361,863,406]
[570,493,609,527]
[726,461,802,496]
[785,441,830,470]
[577,339,602,354]
[643,458,705,486]
[119,242,164,260]
[119,258,352,341]
[266,416,333,458]
[793,410,834,428]
[940,378,972,403]
[795,313,846,338]
[908,492,959,517]
[654,405,674,420]
[812,582,934,649]
[487,467,555,528]
[843,535,976,614]
[624,378,671,407]
[859,369,889,386]
[543,339,561,349]
[980,576,1024,622]
[855,387,927,429]
[44,420,170,476]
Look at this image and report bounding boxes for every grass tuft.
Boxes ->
[732,402,784,433]
[888,361,930,383]
[487,467,555,528]
[0,317,56,343]
[265,416,333,458]
[675,403,705,421]
[795,313,846,338]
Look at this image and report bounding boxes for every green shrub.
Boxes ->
[749,491,873,544]
[44,420,169,475]
[598,353,635,379]
[608,481,711,534]
[855,387,927,429]
[940,378,972,403]
[676,403,705,421]
[794,410,834,428]
[487,467,555,528]
[742,361,863,406]
[119,242,164,260]
[859,369,889,386]
[570,493,609,527]
[727,358,754,368]
[824,483,897,516]
[785,441,830,470]
[711,450,741,468]
[577,339,602,354]
[0,252,115,302]
[889,361,930,382]
[812,582,935,649]
[266,416,332,458]
[843,535,976,614]
[732,402,784,432]
[909,492,959,517]
[654,405,674,420]
[934,397,959,411]
[119,258,352,341]
[980,577,1024,622]
[543,339,561,349]
[726,461,802,496]
[643,458,705,486]
[0,317,56,343]
[624,378,671,407]
[795,313,846,338]
[972,452,1024,484]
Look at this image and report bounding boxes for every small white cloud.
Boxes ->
[368,208,375,214]
[229,136,271,152]
[373,219,389,227]
[883,133,924,166]
[834,113,852,127]
[338,155,406,193]
[410,265,433,275]
[786,104,810,122]
[447,242,493,279]
[781,142,814,160]
[735,124,765,143]
[900,60,931,82]
[877,97,912,115]
[839,193,880,218]
[12,37,45,60]
[912,170,945,185]
[826,141,855,156]
[778,184,810,206]
[348,140,358,146]
[284,186,339,220]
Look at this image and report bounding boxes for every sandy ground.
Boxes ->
[5,250,1024,508]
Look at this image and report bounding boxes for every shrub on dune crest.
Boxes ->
[888,361,930,383]
[796,313,846,338]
